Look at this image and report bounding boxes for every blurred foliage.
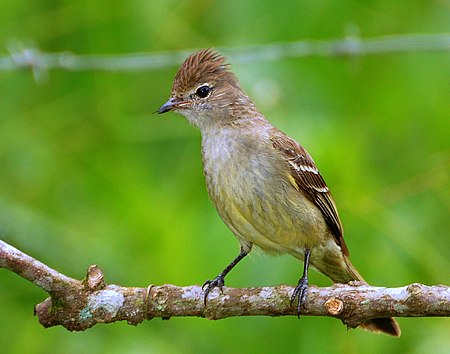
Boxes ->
[0,1,449,353]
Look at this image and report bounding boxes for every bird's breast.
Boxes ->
[201,130,328,255]
[201,130,276,205]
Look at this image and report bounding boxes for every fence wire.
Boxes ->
[1,34,449,75]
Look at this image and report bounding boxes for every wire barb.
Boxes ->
[1,34,449,75]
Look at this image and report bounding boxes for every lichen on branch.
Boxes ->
[1,240,449,332]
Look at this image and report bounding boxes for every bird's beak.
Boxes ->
[157,98,175,114]
[158,98,189,114]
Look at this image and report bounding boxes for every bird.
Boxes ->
[157,48,401,337]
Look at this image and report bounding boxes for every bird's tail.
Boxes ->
[321,254,401,337]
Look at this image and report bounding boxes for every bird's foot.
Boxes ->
[202,275,225,306]
[290,275,308,318]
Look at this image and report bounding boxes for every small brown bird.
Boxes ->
[158,49,400,336]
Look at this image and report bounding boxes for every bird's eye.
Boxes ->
[196,85,211,98]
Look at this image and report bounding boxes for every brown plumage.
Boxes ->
[271,133,348,255]
[158,48,401,337]
[172,49,237,96]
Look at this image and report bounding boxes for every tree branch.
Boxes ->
[1,239,449,332]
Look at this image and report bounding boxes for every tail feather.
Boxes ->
[360,318,401,337]
[321,254,401,337]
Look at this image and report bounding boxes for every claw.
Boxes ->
[202,275,225,306]
[290,275,308,318]
[200,247,249,307]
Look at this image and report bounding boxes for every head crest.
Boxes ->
[172,49,234,94]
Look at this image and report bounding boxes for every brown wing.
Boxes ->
[271,132,349,256]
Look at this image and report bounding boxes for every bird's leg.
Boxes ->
[202,246,249,305]
[290,248,311,317]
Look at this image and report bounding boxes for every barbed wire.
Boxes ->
[1,34,449,77]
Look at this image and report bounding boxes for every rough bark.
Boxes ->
[1,239,449,332]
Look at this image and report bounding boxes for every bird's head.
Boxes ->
[158,49,252,130]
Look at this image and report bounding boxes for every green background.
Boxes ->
[1,1,449,353]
